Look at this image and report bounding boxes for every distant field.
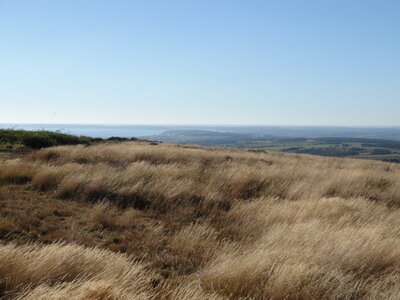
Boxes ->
[220,138,400,163]
[152,130,400,163]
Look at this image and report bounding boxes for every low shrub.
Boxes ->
[0,129,95,150]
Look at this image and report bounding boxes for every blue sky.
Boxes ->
[0,0,399,125]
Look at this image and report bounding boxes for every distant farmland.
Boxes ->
[151,130,400,163]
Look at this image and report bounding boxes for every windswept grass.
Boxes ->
[1,141,400,299]
[0,243,155,299]
[0,159,39,184]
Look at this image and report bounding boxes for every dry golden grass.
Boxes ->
[1,141,400,299]
[0,243,154,299]
[0,159,39,184]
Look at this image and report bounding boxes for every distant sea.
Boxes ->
[0,124,170,138]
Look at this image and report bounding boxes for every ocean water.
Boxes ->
[0,124,169,138]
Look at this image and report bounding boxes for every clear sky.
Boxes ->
[0,0,399,125]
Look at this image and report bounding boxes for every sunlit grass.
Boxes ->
[1,141,400,299]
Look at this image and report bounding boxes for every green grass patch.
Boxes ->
[0,129,97,150]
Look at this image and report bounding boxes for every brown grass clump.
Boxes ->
[87,201,119,229]
[1,141,400,299]
[31,164,80,191]
[199,197,400,299]
[0,243,154,299]
[0,159,39,184]
[86,201,140,230]
[168,223,219,258]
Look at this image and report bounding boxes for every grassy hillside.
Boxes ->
[1,141,400,298]
[0,129,97,159]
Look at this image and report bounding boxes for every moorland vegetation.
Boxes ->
[1,140,400,299]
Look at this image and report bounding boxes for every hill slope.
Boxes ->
[1,141,400,299]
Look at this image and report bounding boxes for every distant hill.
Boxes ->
[152,129,277,145]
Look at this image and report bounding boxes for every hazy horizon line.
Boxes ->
[1,123,400,128]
